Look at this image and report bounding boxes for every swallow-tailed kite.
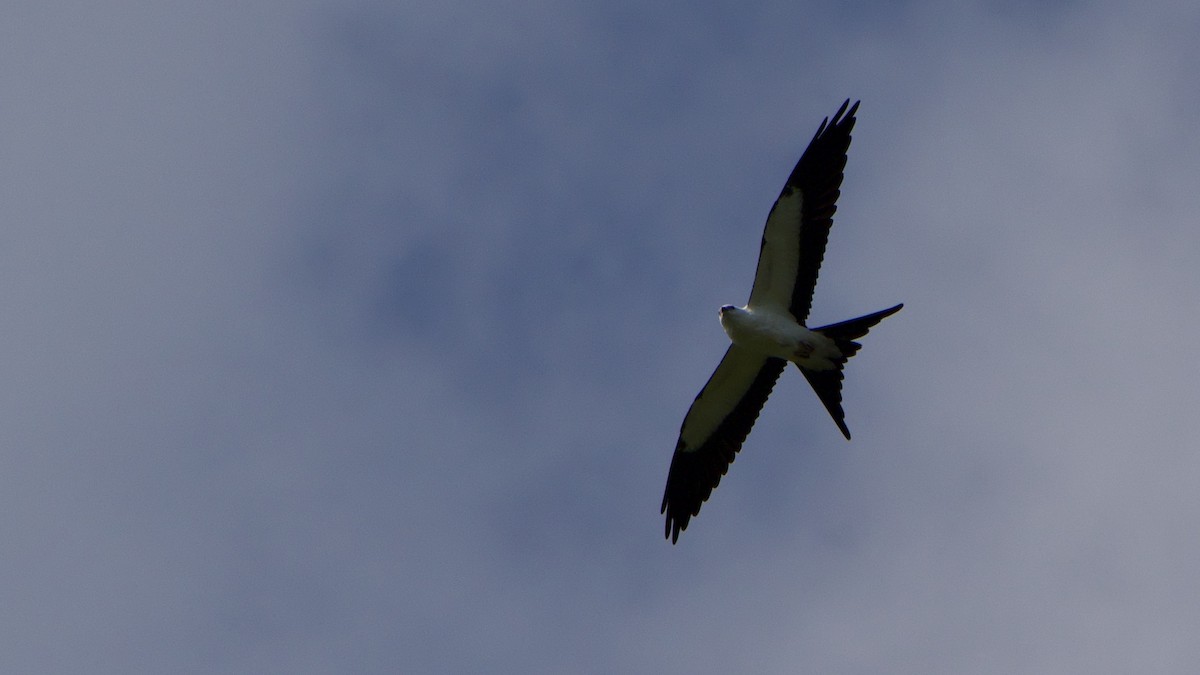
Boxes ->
[661,100,902,543]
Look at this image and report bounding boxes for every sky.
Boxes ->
[3,0,1199,672]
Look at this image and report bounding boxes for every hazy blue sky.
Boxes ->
[3,1,1199,673]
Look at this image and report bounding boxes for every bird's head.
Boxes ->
[719,304,738,316]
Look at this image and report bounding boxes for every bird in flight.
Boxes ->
[661,100,902,543]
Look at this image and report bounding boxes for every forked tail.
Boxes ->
[800,303,903,439]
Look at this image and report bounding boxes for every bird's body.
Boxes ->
[661,100,902,543]
[719,305,841,371]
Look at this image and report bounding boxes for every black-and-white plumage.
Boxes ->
[661,100,902,543]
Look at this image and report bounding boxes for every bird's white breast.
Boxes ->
[720,306,838,369]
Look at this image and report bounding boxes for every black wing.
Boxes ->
[661,346,787,543]
[747,100,859,324]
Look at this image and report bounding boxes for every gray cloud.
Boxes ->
[2,1,1198,673]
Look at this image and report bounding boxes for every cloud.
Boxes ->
[2,0,1199,673]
